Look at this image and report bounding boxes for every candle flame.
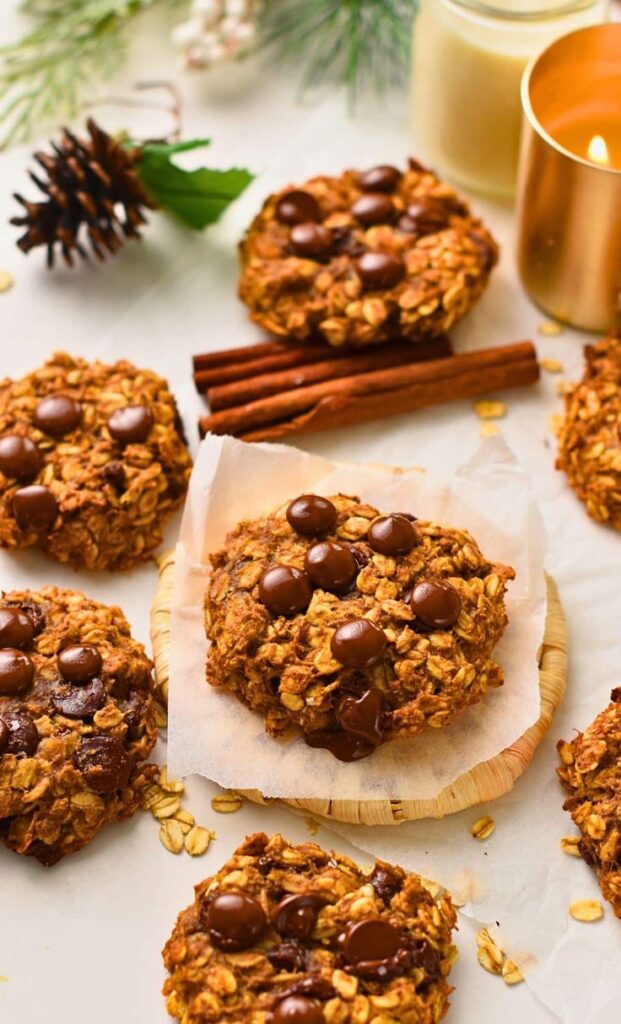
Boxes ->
[587,135,610,167]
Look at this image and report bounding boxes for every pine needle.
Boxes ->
[0,0,185,148]
[259,0,418,107]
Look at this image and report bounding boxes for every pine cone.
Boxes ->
[10,118,156,268]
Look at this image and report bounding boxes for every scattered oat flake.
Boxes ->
[538,319,563,336]
[160,819,185,854]
[471,815,495,840]
[476,928,504,974]
[541,358,563,373]
[479,421,499,438]
[304,816,320,836]
[0,271,13,293]
[569,899,603,922]
[185,825,214,856]
[475,400,506,420]
[561,836,582,857]
[211,791,243,813]
[502,959,524,986]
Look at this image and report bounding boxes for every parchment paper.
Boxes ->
[167,432,547,801]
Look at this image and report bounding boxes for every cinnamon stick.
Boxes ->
[207,335,453,411]
[199,342,539,441]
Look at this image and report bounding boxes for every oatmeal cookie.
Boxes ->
[556,333,621,531]
[205,493,514,760]
[0,585,157,864]
[0,351,192,570]
[163,832,457,1024]
[557,688,621,918]
[238,160,498,347]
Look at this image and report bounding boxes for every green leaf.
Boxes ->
[137,140,254,231]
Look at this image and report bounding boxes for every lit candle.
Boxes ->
[410,0,609,199]
[516,24,621,332]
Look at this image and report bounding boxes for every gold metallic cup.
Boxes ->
[516,24,621,333]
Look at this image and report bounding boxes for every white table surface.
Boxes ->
[0,5,619,1023]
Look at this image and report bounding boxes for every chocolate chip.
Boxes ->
[259,566,313,618]
[343,918,401,964]
[33,395,81,437]
[304,541,357,594]
[107,406,154,445]
[1,711,38,757]
[272,996,324,1024]
[280,977,335,1001]
[410,938,441,976]
[18,599,45,635]
[75,735,130,793]
[0,435,43,482]
[341,919,409,979]
[370,862,403,904]
[273,894,324,940]
[276,190,321,226]
[57,644,103,683]
[336,689,383,746]
[399,199,450,236]
[368,514,417,556]
[266,941,307,973]
[351,194,395,226]
[53,678,106,719]
[409,580,462,628]
[611,687,621,704]
[12,485,58,531]
[356,252,405,290]
[205,891,267,951]
[350,547,369,573]
[305,729,375,762]
[0,607,35,649]
[0,648,34,696]
[101,460,126,490]
[330,619,386,669]
[330,228,365,258]
[0,718,8,753]
[359,165,401,193]
[287,495,337,536]
[290,223,332,258]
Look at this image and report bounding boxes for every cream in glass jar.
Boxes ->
[411,0,609,199]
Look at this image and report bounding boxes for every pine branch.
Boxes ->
[0,0,187,148]
[258,0,418,107]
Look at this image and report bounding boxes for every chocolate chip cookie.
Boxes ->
[556,333,621,532]
[205,493,514,760]
[162,832,457,1024]
[238,160,498,347]
[0,352,193,570]
[557,688,621,918]
[0,586,157,864]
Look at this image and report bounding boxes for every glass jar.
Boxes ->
[410,0,609,200]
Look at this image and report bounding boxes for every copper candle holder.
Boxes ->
[516,24,621,333]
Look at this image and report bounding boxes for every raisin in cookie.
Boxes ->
[205,493,514,760]
[557,688,621,918]
[163,832,457,1024]
[0,586,157,864]
[556,333,621,532]
[0,351,193,570]
[238,160,498,347]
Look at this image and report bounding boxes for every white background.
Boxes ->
[0,4,620,1022]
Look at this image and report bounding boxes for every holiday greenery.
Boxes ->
[2,0,418,148]
[11,119,253,267]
